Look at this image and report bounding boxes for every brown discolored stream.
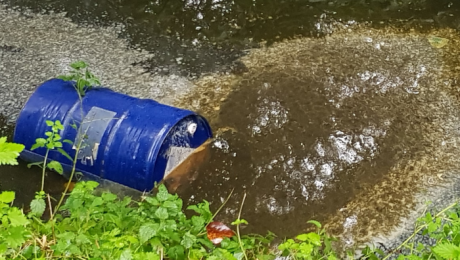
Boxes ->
[175,27,460,244]
[2,0,460,248]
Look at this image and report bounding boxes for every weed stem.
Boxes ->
[236,193,248,260]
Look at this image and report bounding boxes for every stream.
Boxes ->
[1,0,460,248]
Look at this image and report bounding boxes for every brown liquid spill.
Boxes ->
[175,26,460,244]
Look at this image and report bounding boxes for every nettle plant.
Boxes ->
[26,61,101,219]
[57,60,100,97]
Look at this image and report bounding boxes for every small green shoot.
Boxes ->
[29,120,70,192]
[57,61,100,97]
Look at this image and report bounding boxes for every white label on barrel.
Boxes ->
[75,106,116,166]
[164,146,195,177]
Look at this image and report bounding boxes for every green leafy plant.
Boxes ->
[57,61,100,97]
[278,220,337,260]
[55,60,102,196]
[0,190,30,258]
[0,181,274,259]
[28,120,70,190]
[0,137,24,166]
[26,120,72,218]
[379,202,460,260]
[0,138,29,257]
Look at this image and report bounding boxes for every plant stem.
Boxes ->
[41,149,50,192]
[198,188,234,236]
[236,193,248,260]
[53,137,83,214]
[54,92,85,214]
[47,193,56,241]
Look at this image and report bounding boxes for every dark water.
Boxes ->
[1,0,459,76]
[2,0,460,243]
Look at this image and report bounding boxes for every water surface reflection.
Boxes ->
[178,28,460,242]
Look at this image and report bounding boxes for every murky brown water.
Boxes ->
[176,27,460,243]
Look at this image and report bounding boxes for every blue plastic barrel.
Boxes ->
[13,79,212,191]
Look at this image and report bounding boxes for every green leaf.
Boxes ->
[31,138,47,151]
[139,223,159,243]
[57,232,76,242]
[180,232,196,249]
[47,161,63,174]
[75,233,91,245]
[0,191,15,203]
[156,184,171,202]
[424,212,433,223]
[188,248,206,260]
[187,200,212,222]
[63,139,74,145]
[133,252,160,260]
[163,200,181,215]
[307,220,322,228]
[278,239,294,251]
[296,233,321,246]
[55,120,63,129]
[416,242,425,251]
[197,237,214,249]
[57,75,73,81]
[120,249,133,260]
[90,197,103,208]
[0,137,25,165]
[155,207,169,220]
[30,197,46,216]
[20,244,41,258]
[432,243,460,259]
[231,219,248,225]
[234,252,244,260]
[167,245,185,260]
[145,197,159,206]
[27,161,43,169]
[102,192,118,202]
[8,208,29,226]
[46,142,55,149]
[70,61,87,70]
[83,181,99,191]
[298,243,314,256]
[191,216,205,232]
[427,222,438,233]
[57,147,73,162]
[45,120,54,127]
[3,226,28,248]
[85,69,93,80]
